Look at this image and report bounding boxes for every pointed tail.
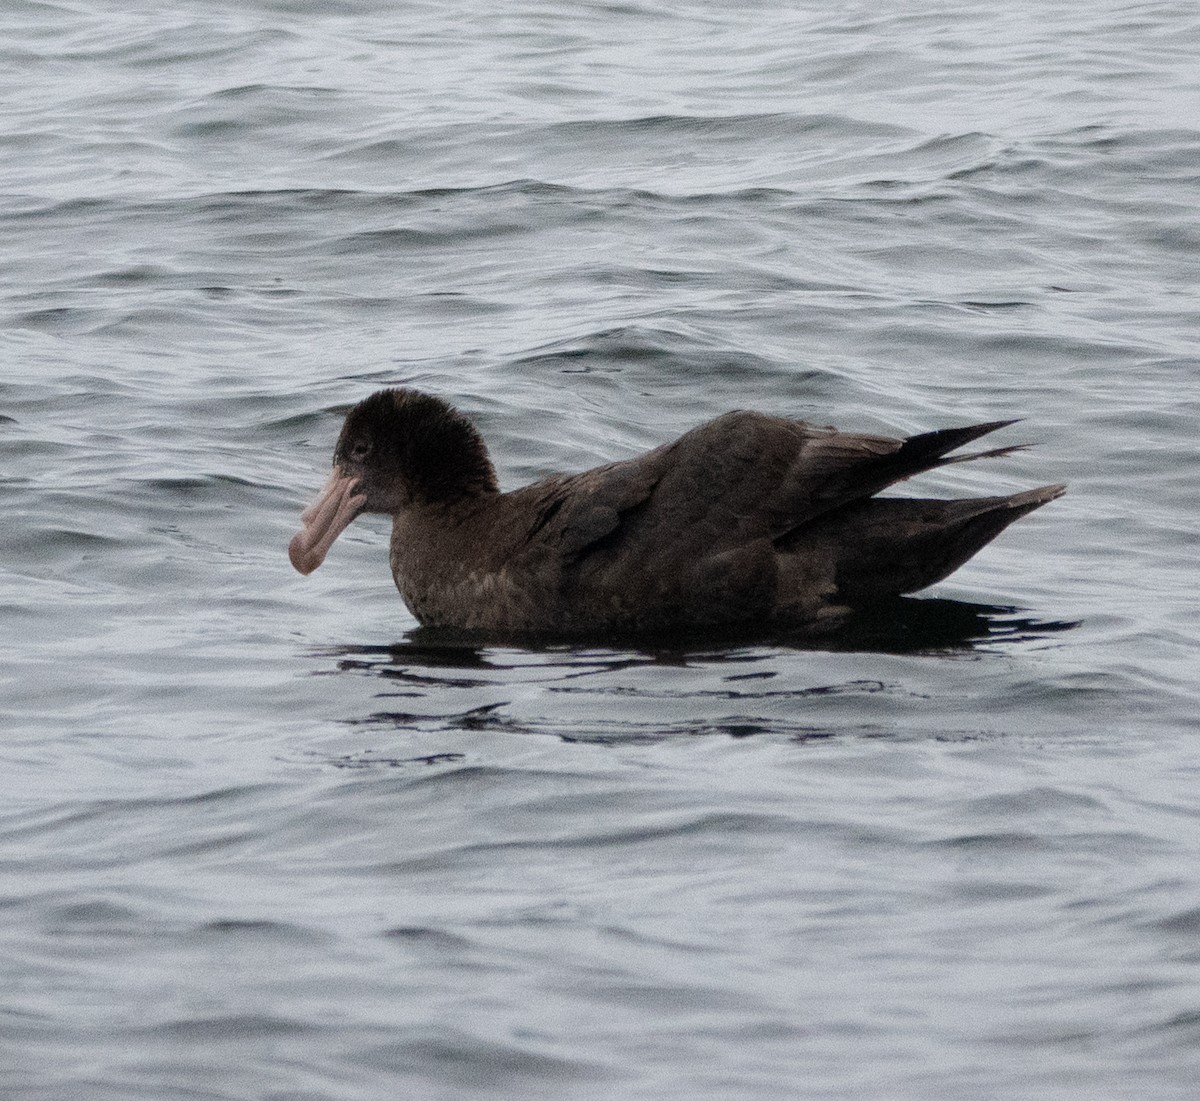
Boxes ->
[818,483,1065,601]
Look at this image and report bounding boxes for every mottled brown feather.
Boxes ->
[293,389,1064,632]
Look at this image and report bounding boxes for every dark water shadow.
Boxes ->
[789,597,1079,655]
[316,597,1078,670]
[304,599,1078,757]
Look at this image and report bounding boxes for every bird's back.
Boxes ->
[388,409,1057,633]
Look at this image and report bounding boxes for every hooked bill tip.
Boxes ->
[288,530,320,575]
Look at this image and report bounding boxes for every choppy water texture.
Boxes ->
[3,1,1200,1098]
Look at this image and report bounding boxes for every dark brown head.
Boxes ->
[334,389,498,511]
[288,389,497,575]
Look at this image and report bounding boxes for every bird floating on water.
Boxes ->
[289,389,1064,634]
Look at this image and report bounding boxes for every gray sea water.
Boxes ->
[3,1,1200,1097]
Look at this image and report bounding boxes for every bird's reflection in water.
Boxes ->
[308,598,1077,760]
[322,596,1077,669]
[801,596,1078,654]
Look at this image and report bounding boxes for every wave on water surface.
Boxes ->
[3,2,1200,1100]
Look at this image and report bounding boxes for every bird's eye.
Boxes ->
[349,439,372,462]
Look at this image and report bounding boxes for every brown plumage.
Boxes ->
[289,389,1064,633]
